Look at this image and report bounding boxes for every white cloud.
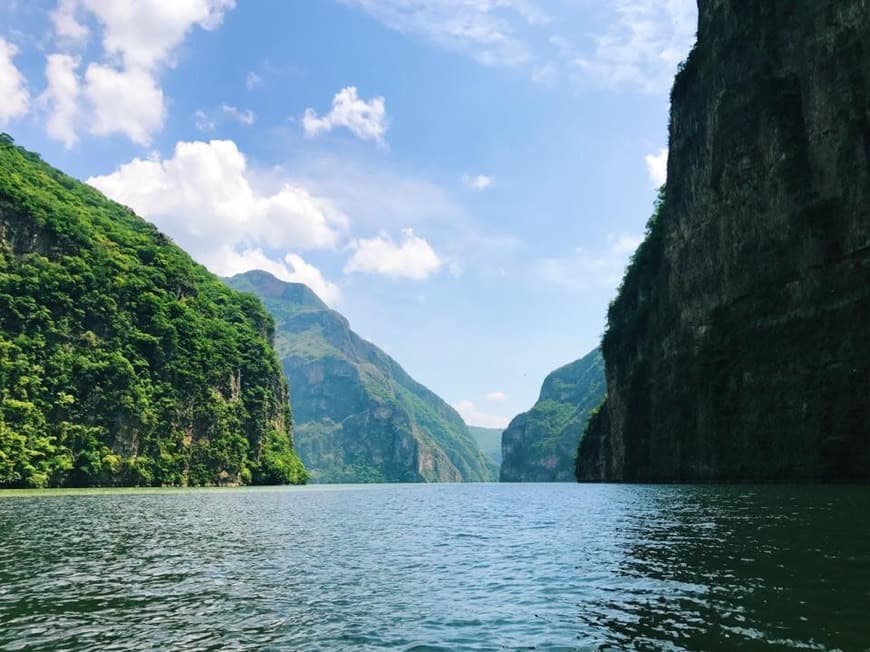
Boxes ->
[341,0,545,68]
[453,399,509,429]
[41,0,236,145]
[486,391,507,402]
[88,140,347,298]
[0,38,29,126]
[644,147,668,186]
[342,0,696,93]
[303,86,387,144]
[51,0,89,45]
[217,248,340,305]
[344,228,442,280]
[78,0,235,71]
[463,173,494,191]
[572,0,697,93]
[221,103,255,125]
[84,64,165,145]
[40,53,80,147]
[245,71,262,89]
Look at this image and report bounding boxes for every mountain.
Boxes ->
[225,270,496,483]
[0,135,305,488]
[468,426,503,466]
[578,1,870,482]
[501,349,604,481]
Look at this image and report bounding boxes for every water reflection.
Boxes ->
[576,486,870,650]
[0,484,867,651]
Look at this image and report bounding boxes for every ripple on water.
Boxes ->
[0,484,869,650]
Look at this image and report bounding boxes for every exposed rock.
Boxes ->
[578,1,870,482]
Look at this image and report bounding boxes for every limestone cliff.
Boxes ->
[578,1,870,482]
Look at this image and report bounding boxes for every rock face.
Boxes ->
[578,1,870,482]
[226,270,496,483]
[501,349,604,481]
[0,137,305,487]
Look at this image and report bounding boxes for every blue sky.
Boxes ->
[0,0,696,427]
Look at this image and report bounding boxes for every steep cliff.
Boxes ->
[0,136,306,487]
[501,348,604,481]
[226,270,496,483]
[578,1,870,482]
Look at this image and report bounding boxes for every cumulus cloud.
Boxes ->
[486,391,507,402]
[79,0,235,71]
[42,0,236,145]
[84,64,165,145]
[453,400,509,429]
[39,53,80,147]
[303,86,387,144]
[344,228,442,280]
[644,147,668,186]
[87,139,345,303]
[463,174,494,191]
[0,39,29,126]
[51,0,89,45]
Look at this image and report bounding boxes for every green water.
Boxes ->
[0,484,868,650]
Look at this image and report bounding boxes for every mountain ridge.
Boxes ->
[226,270,497,483]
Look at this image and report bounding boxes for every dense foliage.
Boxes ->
[500,348,605,482]
[227,270,496,483]
[602,187,666,358]
[0,135,306,487]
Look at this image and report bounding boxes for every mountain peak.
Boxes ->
[226,270,327,311]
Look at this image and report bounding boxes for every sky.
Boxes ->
[0,0,697,428]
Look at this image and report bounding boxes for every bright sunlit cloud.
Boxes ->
[303,86,388,144]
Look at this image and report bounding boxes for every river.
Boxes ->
[1,483,867,650]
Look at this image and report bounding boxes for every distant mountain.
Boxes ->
[226,270,496,483]
[500,349,604,481]
[0,136,305,488]
[468,426,503,467]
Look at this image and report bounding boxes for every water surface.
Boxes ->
[1,484,868,650]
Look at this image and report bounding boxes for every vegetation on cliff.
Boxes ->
[501,348,604,482]
[0,135,306,488]
[226,270,496,483]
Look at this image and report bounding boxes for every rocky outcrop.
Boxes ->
[501,349,604,481]
[226,270,496,483]
[578,1,870,482]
